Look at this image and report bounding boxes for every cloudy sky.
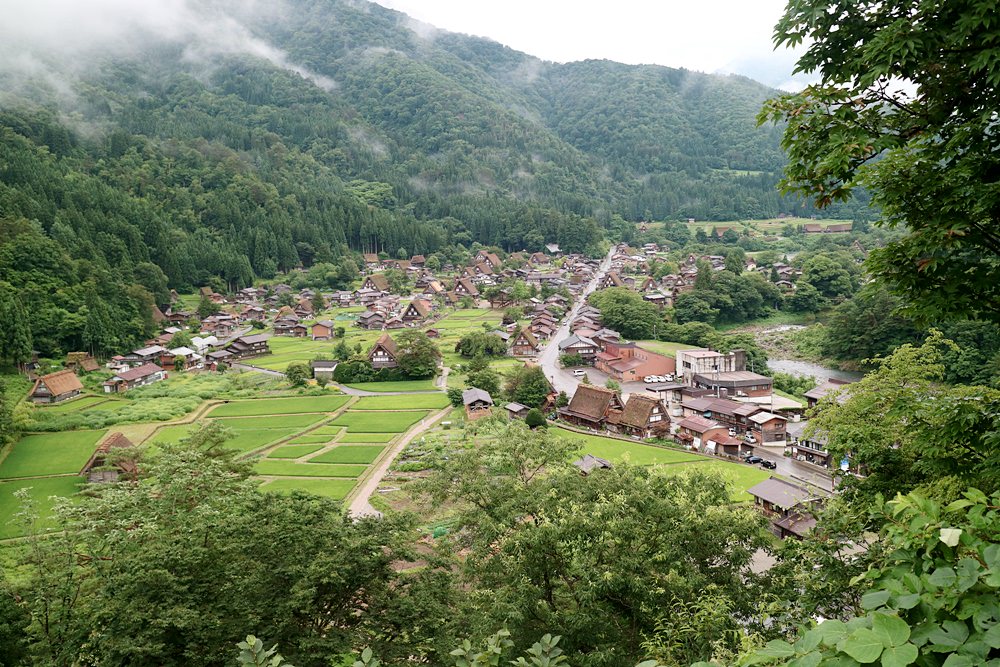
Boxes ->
[377,0,810,90]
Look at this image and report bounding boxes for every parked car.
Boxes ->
[728,427,737,437]
[572,369,586,377]
[745,455,763,465]
[745,433,757,443]
[663,374,674,382]
[643,375,657,383]
[760,460,777,469]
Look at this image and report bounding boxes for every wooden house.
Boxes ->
[225,334,271,360]
[402,300,430,323]
[747,477,820,539]
[357,311,385,330]
[311,320,334,341]
[509,329,540,357]
[462,388,494,421]
[573,454,612,476]
[103,364,166,393]
[29,369,84,404]
[557,385,624,430]
[505,402,530,419]
[615,394,670,439]
[368,333,399,369]
[361,274,390,292]
[79,433,137,483]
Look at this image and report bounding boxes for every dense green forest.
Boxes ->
[0,0,868,315]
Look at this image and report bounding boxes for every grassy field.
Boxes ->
[259,477,356,500]
[0,430,106,479]
[339,432,398,443]
[310,426,345,436]
[206,395,349,417]
[351,394,449,410]
[554,428,704,466]
[343,380,439,392]
[635,340,700,358]
[34,395,111,413]
[287,435,337,445]
[254,460,367,478]
[661,460,772,502]
[267,444,326,459]
[310,445,384,465]
[330,410,429,433]
[220,428,302,454]
[212,414,327,430]
[147,423,197,445]
[0,476,83,539]
[252,330,382,372]
[680,217,854,235]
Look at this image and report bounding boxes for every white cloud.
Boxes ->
[376,0,804,88]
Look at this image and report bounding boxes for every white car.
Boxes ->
[643,375,657,383]
[728,427,738,437]
[745,433,757,444]
[663,374,674,382]
[572,369,587,377]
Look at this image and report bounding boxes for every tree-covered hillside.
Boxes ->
[0,0,868,319]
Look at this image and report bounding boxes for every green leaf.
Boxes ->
[984,623,1000,649]
[942,655,973,667]
[862,590,892,609]
[756,639,796,659]
[892,593,920,610]
[879,644,917,667]
[927,567,957,588]
[840,628,885,663]
[872,613,910,647]
[939,528,962,546]
[817,619,851,647]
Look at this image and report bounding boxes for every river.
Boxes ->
[766,358,863,383]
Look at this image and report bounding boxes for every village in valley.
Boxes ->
[6,223,865,543]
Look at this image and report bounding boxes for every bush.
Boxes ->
[285,362,311,387]
[447,387,464,407]
[559,354,586,368]
[524,408,546,428]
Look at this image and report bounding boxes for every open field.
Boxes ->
[310,445,384,465]
[680,217,854,235]
[258,477,356,500]
[351,394,449,410]
[343,380,439,392]
[34,395,112,414]
[339,432,398,443]
[206,395,349,417]
[220,428,302,454]
[635,340,700,358]
[0,431,106,479]
[554,429,704,466]
[147,424,197,445]
[330,410,429,432]
[0,476,83,539]
[212,414,327,430]
[254,460,367,477]
[660,460,772,502]
[267,444,326,459]
[252,330,381,372]
[287,435,337,445]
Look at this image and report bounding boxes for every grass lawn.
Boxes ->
[212,414,327,430]
[339,432,398,443]
[254,460,367,478]
[310,426,344,436]
[351,394,449,410]
[0,476,83,539]
[330,410,429,433]
[343,380,439,392]
[553,428,705,466]
[635,340,699,358]
[0,431,106,479]
[34,395,109,413]
[259,477,356,500]
[661,460,773,502]
[309,445,384,465]
[267,444,326,459]
[206,395,349,417]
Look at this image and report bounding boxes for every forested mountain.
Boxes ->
[0,0,871,356]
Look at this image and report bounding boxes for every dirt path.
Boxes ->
[346,406,452,518]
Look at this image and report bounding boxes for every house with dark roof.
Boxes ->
[804,379,853,408]
[80,433,138,483]
[558,385,624,430]
[462,388,494,421]
[692,371,773,398]
[357,310,386,330]
[29,369,84,404]
[573,454,612,475]
[600,272,625,289]
[311,360,338,382]
[748,411,788,445]
[614,394,670,439]
[225,333,272,360]
[103,364,166,393]
[368,334,398,369]
[505,402,530,419]
[558,334,598,362]
[747,476,822,539]
[675,415,729,450]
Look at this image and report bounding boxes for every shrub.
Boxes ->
[524,408,546,428]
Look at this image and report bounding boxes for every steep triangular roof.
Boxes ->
[368,333,398,359]
[619,394,663,429]
[564,385,620,420]
[33,369,84,398]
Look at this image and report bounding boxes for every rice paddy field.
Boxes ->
[0,430,107,479]
[205,395,349,417]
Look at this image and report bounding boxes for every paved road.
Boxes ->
[537,246,616,396]
[750,445,834,493]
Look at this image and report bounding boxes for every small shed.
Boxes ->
[462,388,494,421]
[505,402,530,419]
[573,454,612,476]
[80,433,138,483]
[311,360,338,381]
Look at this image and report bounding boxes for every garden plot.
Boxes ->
[309,446,384,465]
[329,410,430,433]
[254,460,368,478]
[351,395,449,410]
[267,444,326,459]
[338,432,398,443]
